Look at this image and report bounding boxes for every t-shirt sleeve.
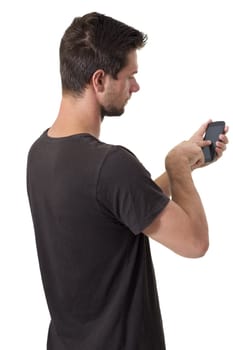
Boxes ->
[96,146,170,235]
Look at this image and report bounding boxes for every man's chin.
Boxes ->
[101,107,125,120]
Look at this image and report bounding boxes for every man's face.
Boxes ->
[100,50,140,118]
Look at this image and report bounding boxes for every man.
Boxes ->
[27,12,228,350]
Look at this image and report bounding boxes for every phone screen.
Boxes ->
[203,121,225,162]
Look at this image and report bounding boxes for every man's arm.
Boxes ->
[154,172,170,197]
[144,140,210,258]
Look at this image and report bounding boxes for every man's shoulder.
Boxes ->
[98,143,149,184]
[100,143,138,167]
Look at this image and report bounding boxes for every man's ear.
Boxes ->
[92,69,106,93]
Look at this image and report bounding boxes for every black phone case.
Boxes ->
[202,121,225,162]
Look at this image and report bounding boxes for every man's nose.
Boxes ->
[130,80,140,93]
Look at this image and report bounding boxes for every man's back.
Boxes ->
[27,130,169,349]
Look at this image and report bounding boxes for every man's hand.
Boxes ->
[189,119,229,170]
[165,139,211,172]
[155,120,229,197]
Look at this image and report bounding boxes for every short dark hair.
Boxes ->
[59,12,147,95]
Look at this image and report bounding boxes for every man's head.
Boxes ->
[59,12,147,117]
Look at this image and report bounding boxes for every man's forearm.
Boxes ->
[165,149,209,251]
[155,172,171,197]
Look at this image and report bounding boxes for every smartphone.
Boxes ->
[202,121,225,163]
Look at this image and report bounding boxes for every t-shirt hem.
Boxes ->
[132,196,170,235]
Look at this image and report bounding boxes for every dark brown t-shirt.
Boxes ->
[27,130,169,350]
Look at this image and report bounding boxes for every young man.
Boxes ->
[27,12,228,350]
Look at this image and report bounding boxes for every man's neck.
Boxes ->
[48,93,101,139]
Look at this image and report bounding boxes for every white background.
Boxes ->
[0,1,232,349]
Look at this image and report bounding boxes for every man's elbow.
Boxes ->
[191,231,209,258]
[194,239,209,257]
